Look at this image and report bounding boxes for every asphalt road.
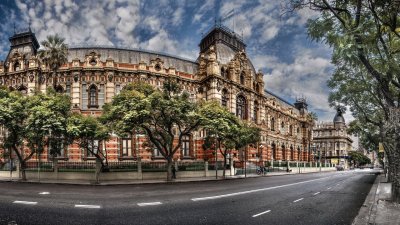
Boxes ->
[0,169,378,225]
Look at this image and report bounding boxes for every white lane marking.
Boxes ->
[137,202,162,206]
[327,187,332,190]
[313,192,320,195]
[75,204,101,209]
[13,200,37,205]
[252,210,271,218]
[191,177,328,201]
[39,192,50,195]
[293,198,304,203]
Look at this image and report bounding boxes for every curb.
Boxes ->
[0,169,337,186]
[352,172,381,225]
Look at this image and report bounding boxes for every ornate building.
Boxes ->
[0,25,314,164]
[312,108,353,167]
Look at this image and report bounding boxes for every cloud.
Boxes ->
[255,47,338,121]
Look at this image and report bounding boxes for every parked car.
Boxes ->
[336,165,344,171]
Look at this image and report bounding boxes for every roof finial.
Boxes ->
[28,19,32,32]
[13,23,16,34]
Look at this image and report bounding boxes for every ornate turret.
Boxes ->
[4,28,40,73]
[294,97,308,116]
[333,106,346,129]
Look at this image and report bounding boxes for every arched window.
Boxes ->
[271,118,275,131]
[88,85,98,108]
[240,73,245,85]
[253,101,259,123]
[14,61,20,72]
[55,85,64,93]
[255,83,260,93]
[282,144,286,161]
[290,145,294,161]
[18,85,27,95]
[271,142,276,160]
[289,125,293,136]
[221,89,228,107]
[236,95,247,120]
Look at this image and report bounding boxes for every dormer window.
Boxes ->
[90,58,97,66]
[240,73,245,85]
[154,64,161,71]
[14,61,20,72]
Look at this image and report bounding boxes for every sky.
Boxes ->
[0,0,351,122]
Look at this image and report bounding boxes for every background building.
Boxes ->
[0,25,314,164]
[312,108,353,168]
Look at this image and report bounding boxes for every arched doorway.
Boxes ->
[290,145,294,161]
[271,142,276,160]
[282,144,286,161]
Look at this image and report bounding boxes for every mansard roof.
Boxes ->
[264,89,300,115]
[68,46,198,75]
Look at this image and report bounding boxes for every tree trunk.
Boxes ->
[167,158,173,181]
[20,161,26,181]
[223,156,227,179]
[392,141,400,203]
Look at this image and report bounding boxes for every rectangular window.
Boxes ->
[87,140,99,157]
[66,84,71,96]
[81,84,87,110]
[115,84,121,95]
[181,135,190,157]
[121,137,132,157]
[98,84,105,107]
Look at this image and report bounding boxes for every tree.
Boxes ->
[103,81,202,181]
[0,87,71,180]
[348,151,372,167]
[67,113,110,183]
[38,34,68,89]
[289,0,400,202]
[200,101,241,178]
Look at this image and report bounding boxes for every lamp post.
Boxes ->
[215,146,218,180]
[259,144,264,175]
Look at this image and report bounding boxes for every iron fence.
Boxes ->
[57,161,96,172]
[108,161,138,172]
[207,161,225,170]
[141,161,167,172]
[177,161,205,171]
[24,161,54,172]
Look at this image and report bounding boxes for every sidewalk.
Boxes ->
[352,172,400,225]
[0,170,333,186]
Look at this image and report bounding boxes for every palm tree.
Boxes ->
[307,111,318,126]
[38,34,68,89]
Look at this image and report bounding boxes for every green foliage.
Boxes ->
[26,89,72,156]
[38,34,68,72]
[103,79,202,163]
[67,113,109,154]
[348,151,372,166]
[0,87,72,179]
[290,0,400,159]
[200,100,261,175]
